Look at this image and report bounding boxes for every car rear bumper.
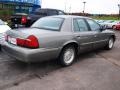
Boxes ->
[2,42,60,62]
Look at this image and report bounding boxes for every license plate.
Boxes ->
[8,36,17,45]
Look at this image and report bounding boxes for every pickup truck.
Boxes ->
[11,8,66,28]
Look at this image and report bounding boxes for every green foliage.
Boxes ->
[0,9,14,21]
[91,16,119,20]
[0,10,13,15]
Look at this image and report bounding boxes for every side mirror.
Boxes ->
[100,25,106,31]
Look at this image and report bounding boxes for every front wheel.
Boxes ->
[59,46,76,66]
[105,37,114,50]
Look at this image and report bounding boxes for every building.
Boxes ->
[0,0,41,14]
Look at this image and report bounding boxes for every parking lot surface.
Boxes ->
[0,31,120,90]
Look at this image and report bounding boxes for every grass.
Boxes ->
[90,16,120,20]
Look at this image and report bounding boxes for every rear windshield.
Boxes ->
[0,19,5,25]
[31,17,64,31]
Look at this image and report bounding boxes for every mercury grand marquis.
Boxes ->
[2,15,116,66]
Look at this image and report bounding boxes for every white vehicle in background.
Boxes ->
[0,19,11,48]
[100,20,114,29]
[106,21,120,29]
[96,20,105,24]
[96,20,120,29]
[96,20,108,28]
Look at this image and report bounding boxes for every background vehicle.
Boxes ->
[97,20,120,29]
[106,20,120,29]
[103,20,115,28]
[3,15,115,66]
[11,8,66,29]
[113,23,120,30]
[96,20,108,28]
[0,19,11,49]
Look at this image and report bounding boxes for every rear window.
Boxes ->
[31,17,64,31]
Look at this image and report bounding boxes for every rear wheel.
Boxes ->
[59,46,76,66]
[105,37,114,50]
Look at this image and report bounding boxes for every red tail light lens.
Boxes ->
[17,38,25,47]
[17,35,39,49]
[25,35,39,48]
[21,16,27,24]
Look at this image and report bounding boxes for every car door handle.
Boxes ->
[94,35,97,37]
[76,36,81,38]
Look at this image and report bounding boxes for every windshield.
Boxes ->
[31,17,64,31]
[0,19,5,25]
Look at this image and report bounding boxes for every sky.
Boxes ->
[41,0,120,14]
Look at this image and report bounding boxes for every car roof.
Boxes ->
[45,15,92,19]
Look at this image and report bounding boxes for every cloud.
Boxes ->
[41,0,119,14]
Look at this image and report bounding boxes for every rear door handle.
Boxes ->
[94,35,97,37]
[76,36,80,37]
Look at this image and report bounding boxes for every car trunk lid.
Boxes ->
[5,28,59,39]
[5,28,60,48]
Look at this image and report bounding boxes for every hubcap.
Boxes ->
[109,38,114,49]
[64,48,75,64]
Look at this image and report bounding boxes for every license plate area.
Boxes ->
[8,36,17,45]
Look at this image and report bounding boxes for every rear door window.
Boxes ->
[73,18,89,32]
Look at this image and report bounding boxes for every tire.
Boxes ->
[105,37,114,50]
[59,46,76,66]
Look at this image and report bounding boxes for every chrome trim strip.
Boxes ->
[81,39,107,45]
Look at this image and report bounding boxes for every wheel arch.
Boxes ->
[110,35,116,42]
[60,41,79,55]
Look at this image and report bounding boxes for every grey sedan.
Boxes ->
[2,15,116,66]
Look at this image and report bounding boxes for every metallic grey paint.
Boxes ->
[2,15,116,62]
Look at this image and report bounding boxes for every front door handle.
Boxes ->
[76,36,81,38]
[76,36,80,37]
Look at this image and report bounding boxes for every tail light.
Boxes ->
[17,35,39,49]
[21,16,27,24]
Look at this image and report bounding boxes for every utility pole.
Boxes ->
[118,4,120,19]
[69,5,71,14]
[64,0,67,12]
[83,1,86,14]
